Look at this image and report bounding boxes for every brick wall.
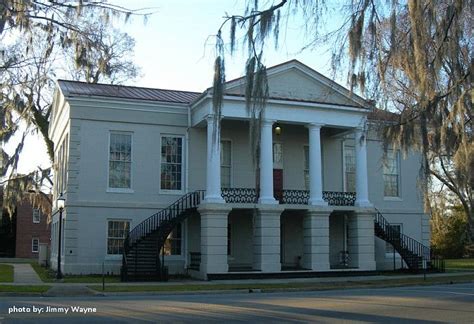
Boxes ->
[15,200,51,258]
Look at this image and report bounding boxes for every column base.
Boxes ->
[308,198,328,206]
[258,197,279,204]
[253,262,281,273]
[204,195,225,204]
[302,260,330,271]
[358,260,376,271]
[355,200,373,208]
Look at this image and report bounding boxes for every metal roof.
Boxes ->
[57,80,201,104]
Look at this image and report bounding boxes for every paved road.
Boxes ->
[0,283,473,323]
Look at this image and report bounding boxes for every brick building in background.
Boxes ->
[15,199,51,258]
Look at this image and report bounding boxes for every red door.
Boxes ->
[273,169,283,202]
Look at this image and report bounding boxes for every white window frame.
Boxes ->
[107,131,134,193]
[383,149,401,199]
[159,135,185,194]
[32,208,41,224]
[220,139,233,188]
[342,141,356,192]
[303,144,309,190]
[32,238,39,253]
[272,142,284,169]
[106,219,131,259]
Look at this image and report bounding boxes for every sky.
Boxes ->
[13,0,344,177]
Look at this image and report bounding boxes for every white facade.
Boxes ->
[49,60,429,277]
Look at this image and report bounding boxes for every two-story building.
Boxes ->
[49,60,431,279]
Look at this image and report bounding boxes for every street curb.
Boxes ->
[88,278,474,297]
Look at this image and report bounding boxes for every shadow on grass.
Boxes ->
[30,262,120,283]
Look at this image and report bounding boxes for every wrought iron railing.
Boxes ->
[323,191,356,206]
[220,188,356,206]
[273,189,356,206]
[126,190,205,247]
[374,210,444,272]
[221,188,258,203]
[277,189,309,204]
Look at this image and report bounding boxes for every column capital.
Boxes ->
[306,123,325,130]
[205,114,222,123]
[262,119,276,127]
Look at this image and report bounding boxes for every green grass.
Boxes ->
[89,274,474,293]
[0,264,14,283]
[30,262,120,283]
[445,258,474,270]
[62,275,121,283]
[30,262,55,282]
[0,285,51,293]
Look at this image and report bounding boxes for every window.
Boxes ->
[162,223,182,256]
[161,136,183,191]
[221,140,231,188]
[32,238,39,253]
[386,224,402,254]
[384,150,400,197]
[344,143,356,192]
[304,146,309,190]
[32,208,41,223]
[107,220,130,255]
[273,143,283,169]
[109,133,132,189]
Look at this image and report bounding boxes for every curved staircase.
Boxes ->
[121,190,205,281]
[374,210,444,272]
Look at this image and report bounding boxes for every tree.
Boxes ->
[431,190,468,258]
[0,1,149,215]
[212,1,473,242]
[64,14,140,84]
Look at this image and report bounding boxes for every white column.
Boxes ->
[253,208,281,272]
[204,116,225,203]
[307,123,327,206]
[354,128,372,207]
[258,119,278,204]
[303,210,331,270]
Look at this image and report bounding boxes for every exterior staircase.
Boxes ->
[121,190,444,281]
[374,210,444,273]
[121,190,205,281]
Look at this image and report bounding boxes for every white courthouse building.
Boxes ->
[49,60,432,280]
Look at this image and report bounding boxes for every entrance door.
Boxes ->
[273,169,283,202]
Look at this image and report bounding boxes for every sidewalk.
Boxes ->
[11,263,42,284]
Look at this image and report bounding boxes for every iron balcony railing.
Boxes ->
[221,188,356,206]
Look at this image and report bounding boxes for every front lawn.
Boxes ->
[445,258,474,270]
[0,264,14,282]
[0,285,50,293]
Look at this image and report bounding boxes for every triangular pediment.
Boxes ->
[224,60,368,108]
